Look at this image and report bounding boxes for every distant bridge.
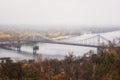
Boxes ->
[22,35,110,47]
[0,35,111,55]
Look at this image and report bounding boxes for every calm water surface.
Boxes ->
[0,42,96,60]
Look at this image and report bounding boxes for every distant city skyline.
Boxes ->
[0,0,120,28]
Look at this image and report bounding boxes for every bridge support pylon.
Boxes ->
[33,46,39,55]
[97,47,101,54]
[16,41,21,53]
[17,46,21,52]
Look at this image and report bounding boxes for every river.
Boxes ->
[0,30,120,60]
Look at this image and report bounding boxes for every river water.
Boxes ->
[0,42,96,60]
[0,44,96,60]
[0,30,119,60]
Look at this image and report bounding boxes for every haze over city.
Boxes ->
[0,0,120,29]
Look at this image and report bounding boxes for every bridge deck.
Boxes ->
[0,40,108,48]
[27,40,107,48]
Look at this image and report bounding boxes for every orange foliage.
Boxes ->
[52,71,66,80]
[0,33,12,39]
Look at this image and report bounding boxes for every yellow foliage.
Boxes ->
[0,33,11,39]
[52,71,66,80]
[48,32,61,38]
[107,49,117,55]
[106,48,119,60]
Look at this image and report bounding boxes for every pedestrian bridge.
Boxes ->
[0,35,112,55]
[22,35,111,47]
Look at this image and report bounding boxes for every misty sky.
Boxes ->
[0,0,120,26]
